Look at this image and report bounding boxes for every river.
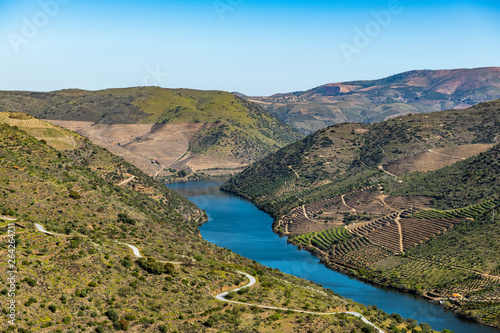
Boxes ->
[167,179,499,333]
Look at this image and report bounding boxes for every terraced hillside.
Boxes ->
[0,87,302,179]
[222,100,500,217]
[248,67,500,134]
[287,192,500,327]
[0,115,418,332]
[0,112,78,150]
[224,100,500,327]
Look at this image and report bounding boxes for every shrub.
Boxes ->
[136,257,174,275]
[119,319,129,331]
[24,277,37,287]
[48,304,57,313]
[105,309,119,322]
[118,213,136,225]
[69,236,82,249]
[121,258,133,268]
[69,190,81,199]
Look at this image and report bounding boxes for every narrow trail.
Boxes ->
[428,149,466,160]
[0,216,17,221]
[378,165,398,179]
[154,165,165,178]
[117,175,135,186]
[35,223,55,236]
[341,194,356,212]
[302,205,313,221]
[377,195,398,212]
[288,165,300,179]
[216,271,384,333]
[394,211,404,253]
[32,222,385,332]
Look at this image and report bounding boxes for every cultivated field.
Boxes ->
[384,144,495,176]
[0,113,78,150]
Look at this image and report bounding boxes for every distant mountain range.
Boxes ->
[245,67,500,134]
[0,87,302,179]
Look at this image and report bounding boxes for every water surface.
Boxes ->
[167,179,499,333]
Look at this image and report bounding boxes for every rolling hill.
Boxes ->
[247,67,500,134]
[222,100,500,327]
[0,112,415,332]
[0,87,303,179]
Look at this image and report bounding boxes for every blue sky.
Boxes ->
[1,0,499,95]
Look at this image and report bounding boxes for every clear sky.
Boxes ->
[1,0,499,96]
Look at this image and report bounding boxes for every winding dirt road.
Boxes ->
[32,223,384,332]
[0,216,17,221]
[215,271,385,333]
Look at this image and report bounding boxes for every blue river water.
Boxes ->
[167,179,499,333]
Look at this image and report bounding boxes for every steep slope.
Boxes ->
[0,114,414,332]
[249,67,500,134]
[222,100,500,327]
[222,100,500,216]
[0,87,303,179]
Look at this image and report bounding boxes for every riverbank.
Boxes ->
[176,180,500,333]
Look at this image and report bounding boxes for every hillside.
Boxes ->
[0,87,303,179]
[0,113,420,332]
[222,101,500,327]
[248,67,500,134]
[222,100,500,216]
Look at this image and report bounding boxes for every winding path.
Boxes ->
[288,165,300,179]
[302,205,313,221]
[35,223,55,236]
[117,175,135,186]
[341,194,356,212]
[215,271,384,333]
[428,149,466,160]
[394,211,404,253]
[32,223,384,332]
[124,243,143,258]
[0,216,17,221]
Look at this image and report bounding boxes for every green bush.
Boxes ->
[136,257,174,275]
[48,304,57,313]
[69,190,81,199]
[105,308,119,322]
[24,277,37,287]
[69,236,82,249]
[118,213,136,225]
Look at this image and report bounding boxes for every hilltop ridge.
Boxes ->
[248,67,500,134]
[0,87,303,179]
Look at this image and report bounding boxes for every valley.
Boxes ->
[222,100,500,328]
[0,87,302,181]
[0,113,418,332]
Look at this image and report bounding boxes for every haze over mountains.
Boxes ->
[246,67,500,134]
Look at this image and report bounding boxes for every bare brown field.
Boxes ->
[47,120,246,176]
[384,143,495,176]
